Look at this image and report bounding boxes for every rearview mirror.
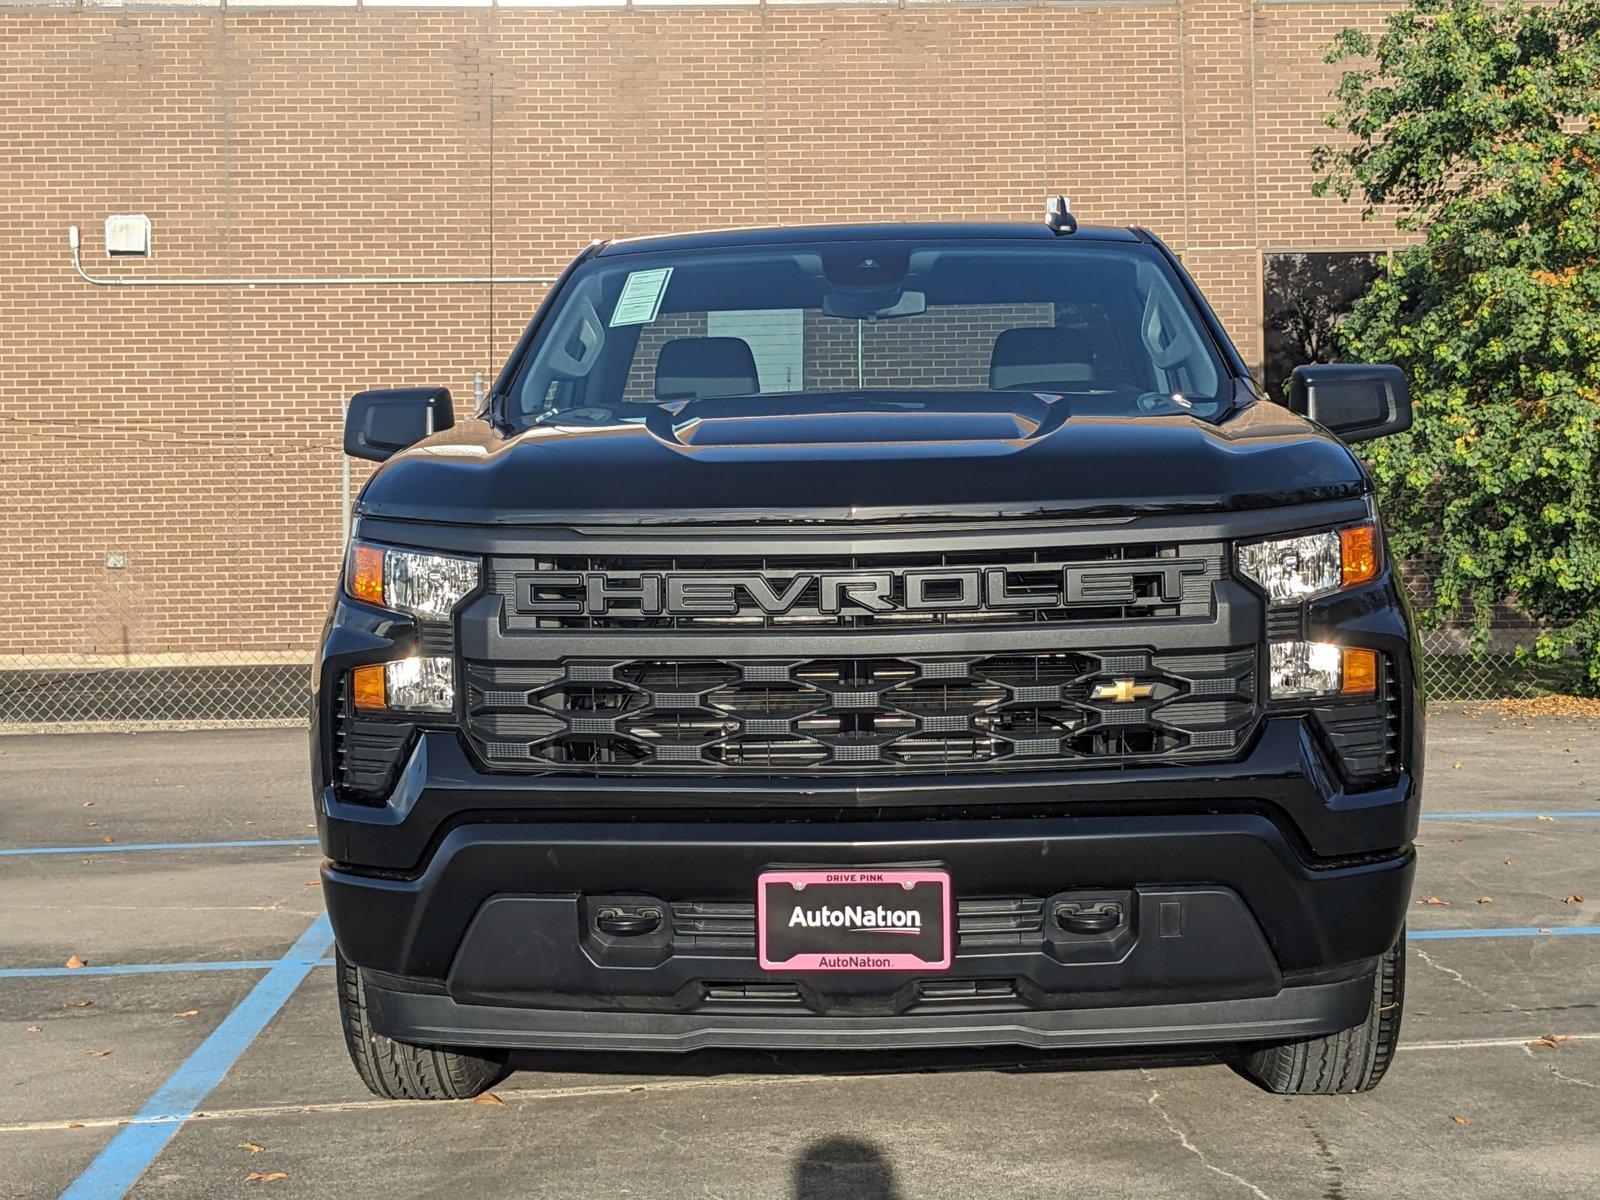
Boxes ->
[344,387,453,462]
[1286,364,1411,444]
[822,288,927,321]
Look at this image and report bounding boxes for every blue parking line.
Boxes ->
[0,837,317,858]
[0,957,334,980]
[1409,926,1600,940]
[1421,812,1600,821]
[58,913,335,1200]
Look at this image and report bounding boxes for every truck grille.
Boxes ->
[488,541,1223,630]
[463,649,1256,774]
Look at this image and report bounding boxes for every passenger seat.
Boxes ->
[654,337,760,401]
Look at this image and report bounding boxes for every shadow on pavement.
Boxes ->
[792,1136,901,1200]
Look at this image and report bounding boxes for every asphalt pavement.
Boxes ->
[1,709,1597,1199]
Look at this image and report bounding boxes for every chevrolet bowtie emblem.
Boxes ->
[1091,679,1156,704]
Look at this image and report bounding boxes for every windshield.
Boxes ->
[507,238,1232,429]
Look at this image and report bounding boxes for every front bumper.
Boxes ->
[360,975,1377,1054]
[323,807,1412,1052]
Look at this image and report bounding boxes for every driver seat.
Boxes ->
[989,327,1095,390]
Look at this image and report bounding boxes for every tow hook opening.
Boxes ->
[1052,898,1127,936]
[594,906,663,937]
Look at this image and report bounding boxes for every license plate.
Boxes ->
[757,868,952,972]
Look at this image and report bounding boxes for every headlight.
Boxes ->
[1269,641,1377,700]
[347,541,479,619]
[1236,523,1377,603]
[350,656,455,714]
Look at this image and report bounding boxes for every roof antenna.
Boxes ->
[1045,195,1077,236]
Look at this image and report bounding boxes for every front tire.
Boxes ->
[336,953,506,1100]
[1240,927,1405,1095]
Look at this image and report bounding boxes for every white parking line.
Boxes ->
[1401,1034,1600,1052]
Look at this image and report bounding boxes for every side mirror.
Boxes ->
[1286,364,1411,444]
[344,387,453,462]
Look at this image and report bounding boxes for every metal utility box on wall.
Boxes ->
[104,214,151,258]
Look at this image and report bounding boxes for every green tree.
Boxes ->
[1316,0,1600,691]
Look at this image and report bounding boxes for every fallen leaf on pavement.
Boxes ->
[1530,1034,1576,1049]
[82,802,93,808]
[101,836,113,844]
[1477,896,1493,905]
[65,955,85,969]
[1504,859,1515,866]
[1451,762,1461,770]
[240,1142,266,1155]
[1451,1115,1469,1126]
[1562,894,1585,904]
[245,1171,288,1184]
[86,1049,112,1058]
[68,1122,84,1130]
[25,1025,41,1034]
[473,1092,505,1107]
[1423,895,1450,907]
[64,999,92,1009]
[305,881,320,888]
[1537,815,1555,822]
[172,1010,200,1019]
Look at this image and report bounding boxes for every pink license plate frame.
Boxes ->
[757,868,953,972]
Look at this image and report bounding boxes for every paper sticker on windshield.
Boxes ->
[609,267,673,327]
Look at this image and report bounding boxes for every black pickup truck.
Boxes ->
[314,210,1422,1100]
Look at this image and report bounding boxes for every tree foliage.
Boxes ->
[1316,0,1600,691]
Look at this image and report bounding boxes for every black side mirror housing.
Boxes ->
[1286,364,1412,444]
[344,388,453,462]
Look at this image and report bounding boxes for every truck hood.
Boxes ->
[356,392,1368,525]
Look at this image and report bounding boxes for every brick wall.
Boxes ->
[0,1,1405,665]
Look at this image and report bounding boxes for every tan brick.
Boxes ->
[0,4,1404,660]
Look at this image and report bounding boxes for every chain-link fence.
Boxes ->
[0,662,309,730]
[0,576,315,732]
[0,596,1573,736]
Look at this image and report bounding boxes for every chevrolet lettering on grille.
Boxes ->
[513,561,1210,618]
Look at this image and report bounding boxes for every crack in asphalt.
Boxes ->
[1296,1110,1346,1200]
[1413,947,1540,1024]
[1141,1069,1277,1200]
[1522,1045,1600,1091]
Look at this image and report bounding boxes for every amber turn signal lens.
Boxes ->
[349,544,385,606]
[351,664,387,710]
[1340,647,1379,697]
[1340,524,1378,588]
